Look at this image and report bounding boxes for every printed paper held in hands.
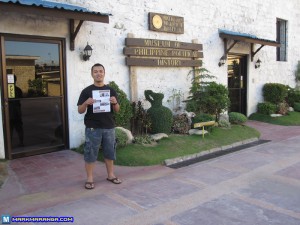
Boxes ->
[92,90,110,113]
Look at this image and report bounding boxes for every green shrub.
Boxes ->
[131,101,151,135]
[108,81,133,128]
[190,82,230,122]
[133,135,153,145]
[115,128,128,149]
[185,67,229,122]
[294,102,300,112]
[228,112,247,124]
[286,88,300,107]
[263,83,288,104]
[257,102,277,115]
[192,113,215,124]
[218,119,231,128]
[145,90,173,134]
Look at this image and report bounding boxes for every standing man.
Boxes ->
[77,63,122,189]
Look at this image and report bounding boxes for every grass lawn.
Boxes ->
[249,111,300,126]
[74,125,260,166]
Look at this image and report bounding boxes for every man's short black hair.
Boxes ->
[91,63,105,73]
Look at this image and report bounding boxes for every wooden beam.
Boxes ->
[126,58,202,67]
[70,19,84,51]
[251,43,265,61]
[125,38,203,51]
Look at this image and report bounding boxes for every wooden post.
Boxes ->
[192,39,200,80]
[127,33,138,102]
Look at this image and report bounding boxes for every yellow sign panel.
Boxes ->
[8,84,15,98]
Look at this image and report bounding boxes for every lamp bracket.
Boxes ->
[251,43,265,61]
[70,19,84,51]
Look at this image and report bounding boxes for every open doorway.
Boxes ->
[227,54,248,115]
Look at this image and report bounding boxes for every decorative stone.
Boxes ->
[151,133,168,141]
[270,114,283,117]
[289,107,294,111]
[116,127,134,143]
[188,129,208,135]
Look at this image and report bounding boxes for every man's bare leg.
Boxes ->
[105,158,122,184]
[85,162,95,188]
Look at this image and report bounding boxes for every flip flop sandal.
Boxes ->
[106,177,122,184]
[85,181,95,189]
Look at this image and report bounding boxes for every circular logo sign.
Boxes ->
[152,15,163,29]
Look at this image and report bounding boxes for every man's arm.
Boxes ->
[78,97,95,114]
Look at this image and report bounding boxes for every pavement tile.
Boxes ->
[202,150,273,172]
[171,194,300,225]
[116,176,200,209]
[24,194,137,225]
[174,163,241,185]
[254,143,300,158]
[237,178,300,213]
[276,162,300,180]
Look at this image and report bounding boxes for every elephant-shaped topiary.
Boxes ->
[144,90,173,134]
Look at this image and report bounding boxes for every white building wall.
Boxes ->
[0,0,299,158]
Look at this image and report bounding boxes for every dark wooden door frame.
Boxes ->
[0,34,69,159]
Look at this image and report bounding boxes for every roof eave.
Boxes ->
[0,2,110,23]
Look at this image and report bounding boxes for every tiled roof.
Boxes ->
[219,29,278,44]
[0,0,111,16]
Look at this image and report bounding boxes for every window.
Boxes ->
[276,18,287,61]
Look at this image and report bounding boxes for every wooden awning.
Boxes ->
[219,29,280,61]
[0,0,112,50]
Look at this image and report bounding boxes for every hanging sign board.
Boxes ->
[149,12,184,34]
[7,74,14,84]
[124,38,203,67]
[8,84,15,98]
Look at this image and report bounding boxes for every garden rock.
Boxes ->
[289,107,294,111]
[188,129,208,135]
[116,127,133,143]
[151,133,168,141]
[270,114,283,117]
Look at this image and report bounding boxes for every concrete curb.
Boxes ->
[164,137,259,166]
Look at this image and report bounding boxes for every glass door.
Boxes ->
[227,54,247,115]
[2,36,67,158]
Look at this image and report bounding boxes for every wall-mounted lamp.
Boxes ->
[218,56,226,67]
[83,43,93,61]
[255,58,261,69]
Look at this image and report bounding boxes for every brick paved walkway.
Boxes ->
[1,120,300,225]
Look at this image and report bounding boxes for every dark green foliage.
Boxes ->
[108,81,133,128]
[296,61,300,82]
[194,82,230,122]
[115,128,128,149]
[294,102,300,112]
[185,100,198,113]
[286,88,300,107]
[263,83,288,104]
[145,90,173,134]
[257,102,277,115]
[133,135,153,145]
[192,113,215,124]
[228,112,248,124]
[27,78,47,97]
[131,101,151,135]
[185,68,230,122]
